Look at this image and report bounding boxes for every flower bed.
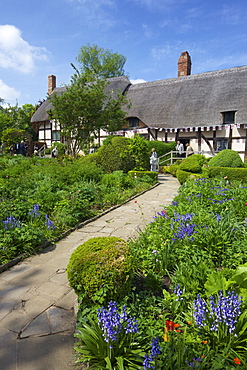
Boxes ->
[0,155,155,266]
[74,177,247,369]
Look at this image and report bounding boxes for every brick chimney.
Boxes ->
[178,51,192,77]
[48,75,56,95]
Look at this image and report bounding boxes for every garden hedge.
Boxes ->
[208,166,247,182]
[176,169,203,184]
[208,149,243,168]
[67,236,133,304]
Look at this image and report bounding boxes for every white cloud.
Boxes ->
[130,78,147,84]
[0,80,20,106]
[0,25,49,74]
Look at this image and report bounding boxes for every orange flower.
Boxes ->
[166,320,175,331]
[233,358,241,365]
[201,356,205,358]
[202,340,208,344]
[187,321,192,325]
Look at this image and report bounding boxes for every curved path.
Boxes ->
[0,174,180,370]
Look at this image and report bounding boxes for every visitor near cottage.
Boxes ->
[150,148,158,171]
[51,146,58,158]
[186,143,194,157]
[176,141,184,158]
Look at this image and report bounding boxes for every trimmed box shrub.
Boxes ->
[208,149,243,168]
[176,169,204,184]
[67,236,133,305]
[179,154,206,173]
[208,167,247,182]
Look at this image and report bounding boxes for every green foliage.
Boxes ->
[0,156,153,265]
[49,75,128,157]
[96,136,135,173]
[162,164,179,176]
[76,43,128,79]
[128,170,158,183]
[50,142,67,157]
[1,128,27,147]
[179,154,206,173]
[146,141,176,157]
[176,169,203,184]
[208,149,243,168]
[67,237,133,304]
[208,167,247,182]
[126,135,149,170]
[0,103,36,141]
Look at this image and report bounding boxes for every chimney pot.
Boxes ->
[48,75,56,95]
[178,51,192,77]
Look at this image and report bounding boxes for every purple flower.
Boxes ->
[3,215,21,229]
[143,337,161,369]
[45,214,56,229]
[29,204,41,218]
[97,302,139,345]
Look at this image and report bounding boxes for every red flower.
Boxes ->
[233,358,241,365]
[165,320,180,332]
[134,200,137,203]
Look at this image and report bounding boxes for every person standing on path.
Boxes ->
[150,148,158,171]
[175,141,184,158]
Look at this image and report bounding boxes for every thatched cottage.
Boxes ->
[31,52,247,160]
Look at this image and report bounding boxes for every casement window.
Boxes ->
[222,111,236,124]
[128,117,139,128]
[216,139,228,152]
[52,131,60,141]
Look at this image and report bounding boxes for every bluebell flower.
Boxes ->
[3,215,21,229]
[174,284,183,297]
[143,337,161,370]
[194,291,242,334]
[29,204,41,218]
[97,302,139,345]
[45,214,56,229]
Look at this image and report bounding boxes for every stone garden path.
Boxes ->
[0,174,180,370]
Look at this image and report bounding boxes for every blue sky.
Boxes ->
[1,0,247,107]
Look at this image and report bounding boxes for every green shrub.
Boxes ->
[146,140,176,157]
[67,236,133,304]
[176,169,203,184]
[208,149,243,168]
[96,137,135,173]
[161,164,179,176]
[208,167,247,182]
[128,170,158,182]
[178,154,206,173]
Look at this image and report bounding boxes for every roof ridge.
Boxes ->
[130,65,247,89]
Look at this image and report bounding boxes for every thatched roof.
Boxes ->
[125,66,247,128]
[31,76,131,123]
[32,66,247,128]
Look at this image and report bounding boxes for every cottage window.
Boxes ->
[128,117,139,128]
[52,131,60,141]
[222,111,235,124]
[216,139,228,152]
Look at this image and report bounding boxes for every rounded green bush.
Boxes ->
[67,236,133,304]
[179,154,204,173]
[208,149,243,168]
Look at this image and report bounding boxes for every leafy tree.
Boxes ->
[75,43,127,79]
[49,74,129,157]
[1,128,28,148]
[0,103,36,141]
